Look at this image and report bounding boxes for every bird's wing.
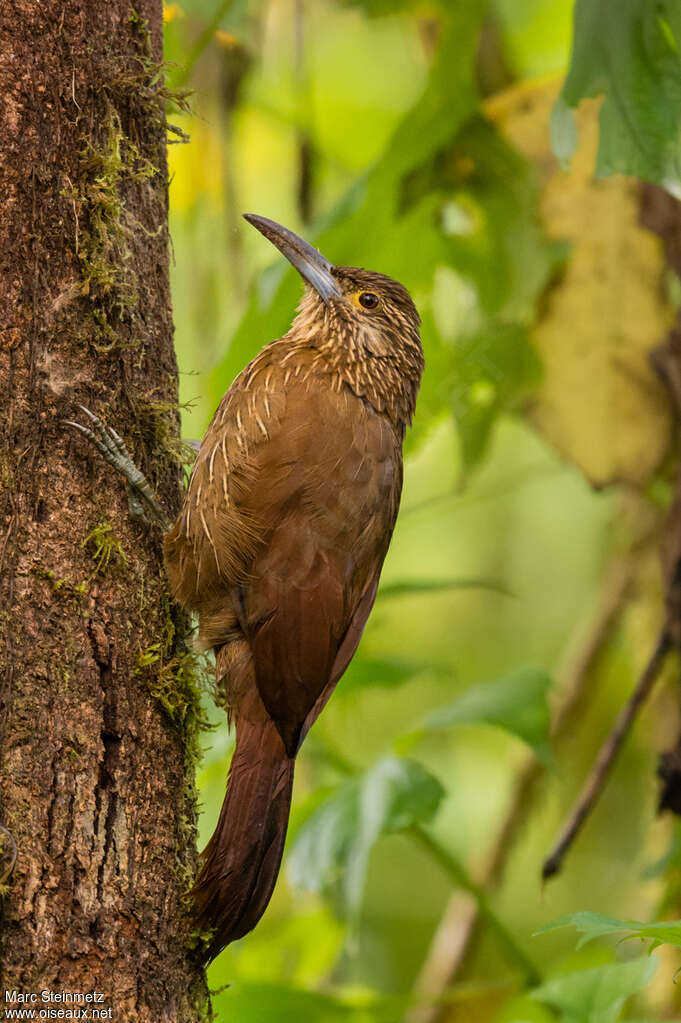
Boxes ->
[291,569,382,750]
[163,343,290,614]
[233,378,401,755]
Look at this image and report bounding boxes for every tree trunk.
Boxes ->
[0,2,208,1018]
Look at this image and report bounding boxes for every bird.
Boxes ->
[72,215,424,962]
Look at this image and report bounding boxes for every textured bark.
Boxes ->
[0,2,208,1019]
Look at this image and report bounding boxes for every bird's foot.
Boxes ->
[65,406,170,530]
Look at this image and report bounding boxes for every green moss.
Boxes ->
[143,649,210,730]
[66,31,189,349]
[185,924,218,965]
[63,103,150,328]
[175,805,200,898]
[127,7,153,59]
[123,7,192,142]
[31,565,88,600]
[138,399,198,475]
[138,625,216,909]
[59,5,191,356]
[136,599,215,894]
[135,642,162,673]
[135,592,213,758]
[82,522,127,574]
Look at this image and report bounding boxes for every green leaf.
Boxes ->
[422,667,553,763]
[377,576,510,599]
[337,656,429,693]
[531,957,658,1023]
[288,756,444,922]
[556,0,681,184]
[537,911,681,953]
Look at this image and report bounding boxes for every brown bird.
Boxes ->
[165,216,423,959]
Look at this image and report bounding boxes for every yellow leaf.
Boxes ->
[485,78,674,487]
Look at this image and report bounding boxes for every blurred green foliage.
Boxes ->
[420,666,552,764]
[538,911,681,954]
[289,756,444,925]
[163,0,681,1019]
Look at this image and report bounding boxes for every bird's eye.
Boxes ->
[358,292,379,310]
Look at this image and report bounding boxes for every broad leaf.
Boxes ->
[531,957,658,1023]
[491,77,672,487]
[422,667,552,763]
[555,0,681,185]
[288,756,444,922]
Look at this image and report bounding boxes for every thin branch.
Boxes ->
[542,628,673,880]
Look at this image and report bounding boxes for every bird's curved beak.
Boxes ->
[243,213,341,303]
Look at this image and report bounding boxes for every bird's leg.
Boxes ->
[65,406,171,531]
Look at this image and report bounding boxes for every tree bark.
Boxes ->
[0,2,208,1019]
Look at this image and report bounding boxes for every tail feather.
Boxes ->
[192,714,294,960]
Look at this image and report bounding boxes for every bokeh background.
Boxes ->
[162,2,681,1019]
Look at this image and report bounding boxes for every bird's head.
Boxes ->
[243,214,422,368]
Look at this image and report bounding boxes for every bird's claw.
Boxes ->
[65,405,134,473]
[65,406,170,529]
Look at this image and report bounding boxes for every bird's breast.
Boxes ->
[252,376,400,537]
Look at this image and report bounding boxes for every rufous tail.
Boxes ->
[192,714,294,961]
